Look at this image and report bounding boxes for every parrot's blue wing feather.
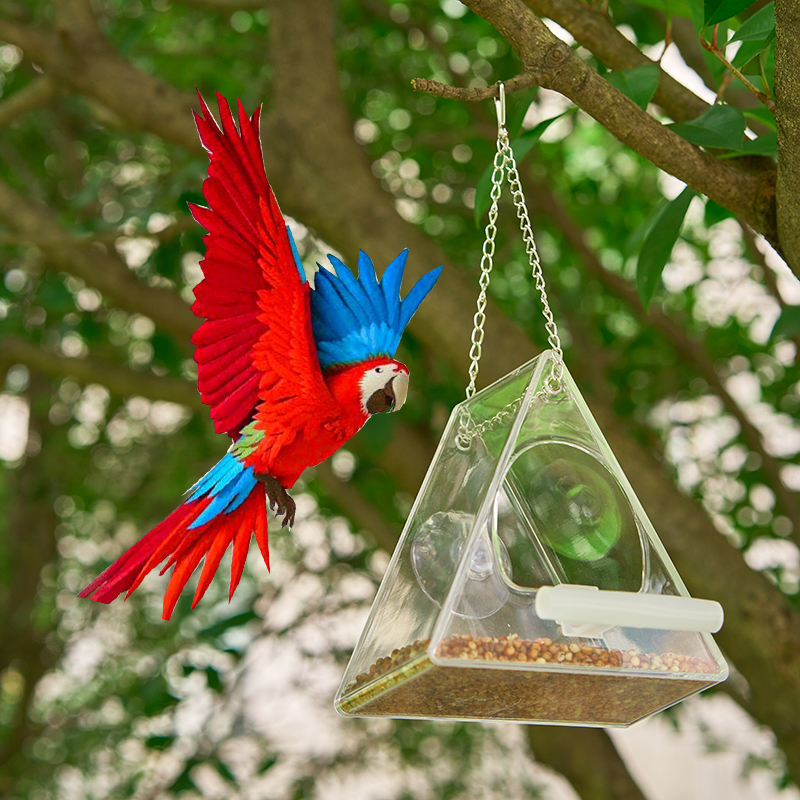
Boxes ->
[380,250,408,329]
[399,265,443,330]
[313,265,363,332]
[286,226,306,284]
[310,250,442,369]
[357,250,389,320]
[326,255,372,319]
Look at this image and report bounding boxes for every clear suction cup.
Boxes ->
[507,438,645,591]
[411,510,512,619]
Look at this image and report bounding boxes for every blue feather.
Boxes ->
[399,265,443,330]
[309,249,441,369]
[314,266,362,331]
[186,452,258,529]
[327,255,372,320]
[357,251,388,320]
[286,226,306,284]
[309,279,347,336]
[380,250,408,329]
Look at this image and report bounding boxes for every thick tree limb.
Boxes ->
[524,0,710,123]
[527,727,647,800]
[0,17,199,154]
[0,179,197,343]
[0,379,60,784]
[438,0,780,254]
[0,336,202,410]
[0,76,57,128]
[261,0,800,780]
[524,177,800,544]
[774,0,800,276]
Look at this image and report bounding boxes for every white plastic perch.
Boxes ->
[535,584,724,639]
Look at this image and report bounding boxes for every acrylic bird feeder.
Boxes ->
[334,352,728,726]
[334,84,727,727]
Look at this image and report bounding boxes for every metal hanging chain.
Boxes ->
[465,127,505,399]
[464,82,564,400]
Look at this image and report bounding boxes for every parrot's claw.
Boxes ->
[256,473,296,528]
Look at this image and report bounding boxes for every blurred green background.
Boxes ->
[0,0,798,797]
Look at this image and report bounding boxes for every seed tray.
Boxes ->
[339,634,719,726]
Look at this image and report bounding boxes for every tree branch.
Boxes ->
[443,0,780,254]
[774,0,800,276]
[0,16,200,154]
[411,73,536,100]
[0,335,202,410]
[0,76,57,129]
[523,177,800,545]
[528,727,647,800]
[522,0,710,123]
[262,0,800,780]
[0,179,197,343]
[0,378,60,783]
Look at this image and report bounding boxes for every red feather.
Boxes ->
[190,92,300,438]
[80,95,418,617]
[79,484,269,620]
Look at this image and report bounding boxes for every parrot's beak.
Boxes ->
[391,370,409,411]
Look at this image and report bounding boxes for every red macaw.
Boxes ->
[80,93,442,619]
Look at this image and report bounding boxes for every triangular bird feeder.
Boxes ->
[335,352,727,726]
[335,84,727,727]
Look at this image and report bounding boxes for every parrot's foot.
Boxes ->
[256,474,296,528]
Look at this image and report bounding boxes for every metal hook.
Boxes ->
[494,82,506,131]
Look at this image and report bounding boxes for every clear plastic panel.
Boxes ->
[335,352,728,726]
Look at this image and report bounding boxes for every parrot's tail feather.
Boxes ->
[79,456,269,620]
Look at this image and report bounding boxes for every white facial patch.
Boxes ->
[360,363,409,415]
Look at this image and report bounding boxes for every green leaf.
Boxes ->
[213,758,236,783]
[205,667,223,692]
[606,64,660,110]
[705,0,754,25]
[688,0,705,30]
[729,2,774,41]
[625,198,668,256]
[198,610,258,639]
[761,42,775,94]
[635,0,694,16]
[667,104,745,150]
[474,112,567,227]
[508,95,532,140]
[145,735,174,751]
[740,132,778,156]
[511,112,567,161]
[771,307,800,340]
[636,187,696,309]
[153,238,182,282]
[169,759,200,794]
[743,106,777,131]
[178,190,205,213]
[731,34,774,69]
[704,198,734,226]
[139,675,179,716]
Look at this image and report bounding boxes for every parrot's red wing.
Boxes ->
[190,93,331,439]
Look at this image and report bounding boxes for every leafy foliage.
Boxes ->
[0,0,798,798]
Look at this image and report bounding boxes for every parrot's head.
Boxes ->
[359,360,409,415]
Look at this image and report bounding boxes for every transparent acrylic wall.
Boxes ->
[335,352,728,727]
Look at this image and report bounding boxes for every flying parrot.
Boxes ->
[79,93,442,620]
